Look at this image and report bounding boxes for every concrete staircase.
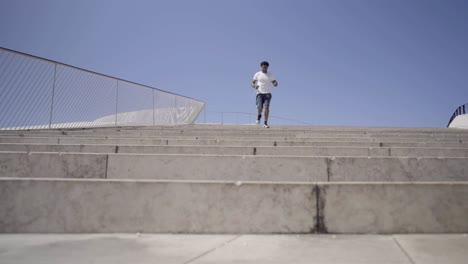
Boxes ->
[1,124,467,234]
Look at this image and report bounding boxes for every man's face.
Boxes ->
[261,64,268,73]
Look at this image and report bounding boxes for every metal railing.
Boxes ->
[195,110,311,126]
[0,47,205,130]
[447,103,467,127]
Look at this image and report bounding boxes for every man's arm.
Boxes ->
[272,80,278,87]
[252,79,259,89]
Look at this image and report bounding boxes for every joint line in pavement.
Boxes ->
[392,236,416,264]
[183,235,242,264]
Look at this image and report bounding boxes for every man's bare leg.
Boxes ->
[256,107,263,124]
[264,106,269,124]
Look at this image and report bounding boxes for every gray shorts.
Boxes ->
[256,93,272,109]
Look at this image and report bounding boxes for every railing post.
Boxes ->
[115,80,119,127]
[48,63,57,129]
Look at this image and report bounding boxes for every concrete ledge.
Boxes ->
[320,182,468,233]
[2,152,467,182]
[0,143,117,153]
[2,126,468,139]
[2,143,468,157]
[0,152,107,178]
[2,136,468,148]
[1,123,466,132]
[329,157,468,181]
[1,179,467,234]
[0,178,316,233]
[389,147,468,157]
[0,137,60,144]
[107,154,468,182]
[107,154,328,182]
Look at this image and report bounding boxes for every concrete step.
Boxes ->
[318,182,468,234]
[2,129,468,140]
[2,125,467,235]
[66,132,468,141]
[1,178,466,233]
[2,124,467,135]
[2,143,468,157]
[320,182,468,233]
[0,178,316,234]
[3,131,468,141]
[2,126,468,141]
[1,136,467,147]
[1,152,467,182]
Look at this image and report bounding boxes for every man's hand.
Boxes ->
[272,80,278,87]
[252,80,259,89]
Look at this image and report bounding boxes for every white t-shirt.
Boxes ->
[253,71,276,94]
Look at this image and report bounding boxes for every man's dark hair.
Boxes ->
[260,61,269,67]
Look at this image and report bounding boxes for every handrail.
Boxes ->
[447,103,467,127]
[0,47,205,130]
[0,46,199,101]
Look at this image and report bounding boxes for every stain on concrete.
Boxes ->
[314,185,328,234]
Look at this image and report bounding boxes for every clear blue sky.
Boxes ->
[1,0,467,127]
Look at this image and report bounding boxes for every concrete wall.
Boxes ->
[2,136,468,148]
[0,178,316,233]
[0,152,106,178]
[1,152,467,182]
[328,157,468,182]
[320,182,468,233]
[107,154,328,182]
[1,179,467,234]
[3,144,468,157]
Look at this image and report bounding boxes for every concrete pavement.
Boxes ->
[0,234,467,264]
